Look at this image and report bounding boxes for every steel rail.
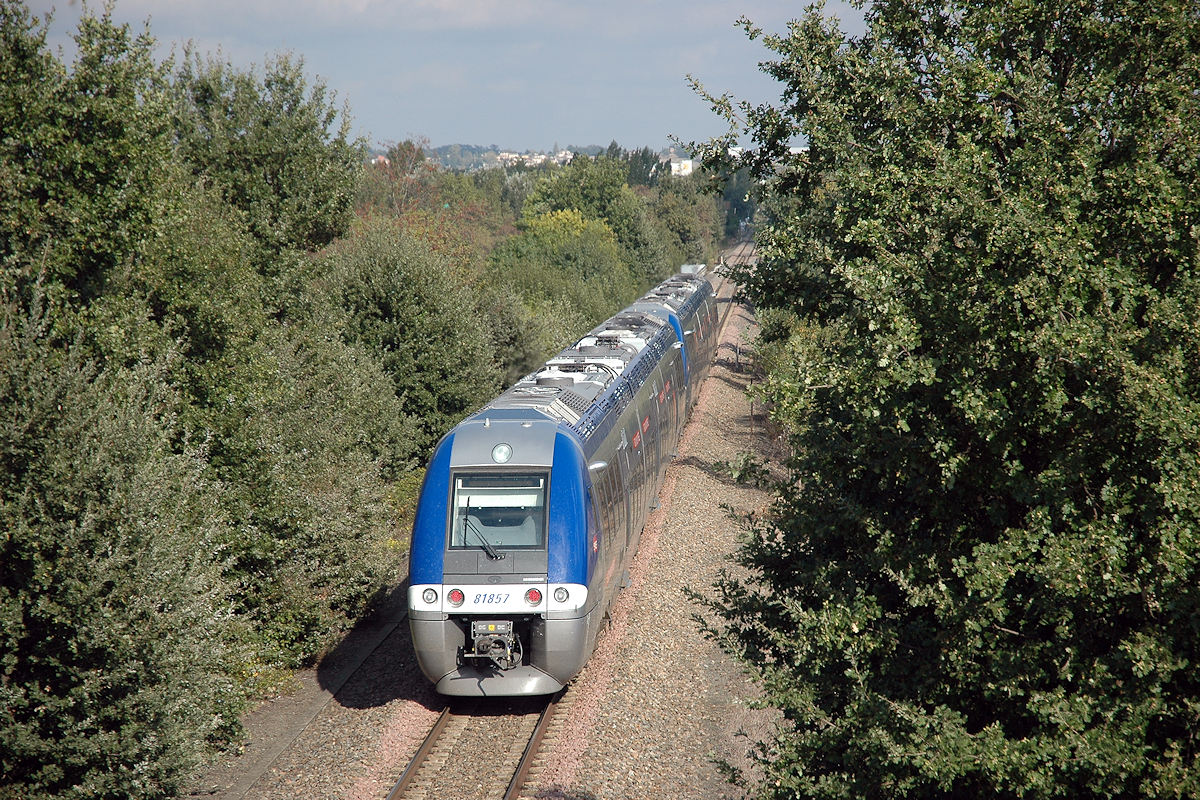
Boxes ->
[385,704,453,800]
[503,689,564,800]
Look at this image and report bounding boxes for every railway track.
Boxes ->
[387,690,564,800]
[721,239,756,268]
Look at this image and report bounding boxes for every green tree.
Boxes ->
[170,50,362,257]
[717,165,755,240]
[2,10,417,797]
[650,173,721,266]
[524,155,671,283]
[490,208,640,325]
[475,280,589,385]
[316,216,503,450]
[190,312,415,665]
[0,1,170,308]
[694,1,1200,797]
[1,296,244,800]
[626,146,660,187]
[356,138,436,216]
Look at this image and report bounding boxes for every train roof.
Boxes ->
[473,272,713,443]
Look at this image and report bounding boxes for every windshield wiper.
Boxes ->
[466,518,505,560]
[462,498,505,560]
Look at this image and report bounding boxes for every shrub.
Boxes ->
[0,301,245,800]
[315,216,504,451]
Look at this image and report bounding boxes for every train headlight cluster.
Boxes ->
[553,587,569,603]
[422,588,438,604]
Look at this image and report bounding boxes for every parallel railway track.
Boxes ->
[386,690,564,800]
[722,239,756,268]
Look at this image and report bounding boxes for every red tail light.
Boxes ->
[525,588,542,605]
[448,588,465,607]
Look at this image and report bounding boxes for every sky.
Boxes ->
[32,0,866,153]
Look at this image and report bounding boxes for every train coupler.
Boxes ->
[464,620,523,670]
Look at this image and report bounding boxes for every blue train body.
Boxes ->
[408,270,720,696]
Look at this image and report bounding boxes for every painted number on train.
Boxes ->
[473,593,511,605]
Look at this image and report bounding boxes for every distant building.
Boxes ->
[669,158,694,177]
[660,147,694,177]
[495,149,577,168]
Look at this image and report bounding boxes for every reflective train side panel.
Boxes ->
[408,270,720,696]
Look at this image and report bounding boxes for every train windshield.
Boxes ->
[450,473,548,551]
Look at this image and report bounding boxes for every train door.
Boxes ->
[638,398,652,514]
[659,368,678,462]
[671,355,685,444]
[606,466,623,564]
[617,433,633,548]
[656,375,674,484]
[646,382,662,488]
[627,412,647,549]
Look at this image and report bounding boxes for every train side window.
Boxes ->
[449,473,548,550]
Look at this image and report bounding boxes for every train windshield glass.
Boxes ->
[450,473,548,551]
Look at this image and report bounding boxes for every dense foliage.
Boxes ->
[522,155,673,285]
[315,216,503,447]
[3,5,409,796]
[357,140,723,380]
[694,0,1200,797]
[2,7,249,797]
[171,50,360,257]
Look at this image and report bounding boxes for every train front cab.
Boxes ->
[407,414,607,696]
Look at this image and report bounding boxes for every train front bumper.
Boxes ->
[435,665,564,696]
[409,583,596,697]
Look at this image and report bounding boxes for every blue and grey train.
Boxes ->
[407,268,721,696]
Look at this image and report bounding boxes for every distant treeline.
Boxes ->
[0,3,732,797]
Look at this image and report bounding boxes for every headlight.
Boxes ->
[422,588,438,604]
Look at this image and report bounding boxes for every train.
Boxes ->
[407,268,722,697]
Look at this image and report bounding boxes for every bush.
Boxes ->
[523,156,672,284]
[488,208,641,329]
[314,215,504,452]
[193,315,417,666]
[0,300,246,800]
[170,50,362,257]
